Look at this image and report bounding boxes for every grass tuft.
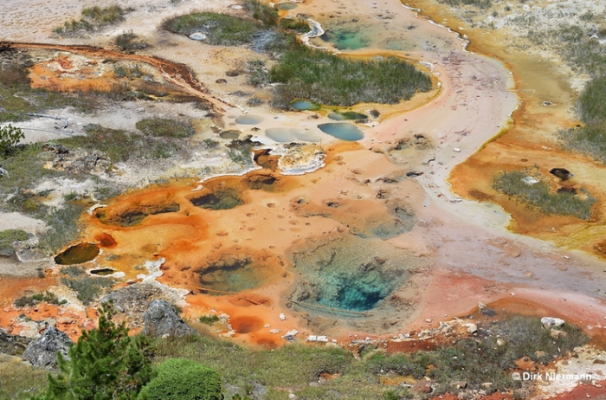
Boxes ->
[136,118,194,138]
[269,43,432,108]
[492,168,596,220]
[162,13,263,46]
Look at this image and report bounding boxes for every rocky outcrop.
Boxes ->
[278,144,326,175]
[102,284,177,327]
[0,327,32,356]
[22,326,73,368]
[40,142,111,175]
[142,300,197,338]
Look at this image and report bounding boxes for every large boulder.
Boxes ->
[0,327,31,356]
[142,300,197,338]
[22,326,73,368]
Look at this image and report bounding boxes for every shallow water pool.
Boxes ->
[317,122,364,141]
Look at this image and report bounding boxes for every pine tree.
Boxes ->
[43,302,155,400]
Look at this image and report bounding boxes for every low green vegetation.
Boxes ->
[115,31,149,52]
[0,125,25,155]
[162,13,264,46]
[14,291,64,308]
[138,358,222,400]
[0,359,48,400]
[492,168,596,219]
[136,118,194,138]
[32,303,155,400]
[0,229,28,252]
[242,0,278,27]
[60,268,114,304]
[60,124,182,163]
[38,201,87,253]
[165,5,431,108]
[279,18,310,33]
[113,63,143,79]
[54,5,131,35]
[150,315,587,399]
[269,44,432,108]
[558,76,606,164]
[437,0,492,8]
[198,314,220,325]
[0,59,99,123]
[524,21,606,165]
[1,315,589,400]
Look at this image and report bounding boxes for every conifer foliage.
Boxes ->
[35,302,155,400]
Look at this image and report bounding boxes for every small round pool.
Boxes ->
[317,123,364,141]
[235,115,264,125]
[291,100,320,111]
[219,130,241,139]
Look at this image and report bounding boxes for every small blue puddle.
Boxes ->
[291,100,320,111]
[235,115,264,125]
[318,123,364,141]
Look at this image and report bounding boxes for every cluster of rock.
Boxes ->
[1,289,197,369]
[40,142,111,175]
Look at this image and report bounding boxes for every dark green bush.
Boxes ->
[0,124,25,154]
[138,358,222,400]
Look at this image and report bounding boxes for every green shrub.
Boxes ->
[162,13,263,46]
[42,302,155,400]
[243,0,278,26]
[136,118,194,138]
[0,124,25,154]
[55,5,130,35]
[279,18,309,33]
[14,291,61,308]
[0,229,28,251]
[115,31,149,52]
[199,315,220,325]
[492,168,596,219]
[577,75,606,124]
[38,201,86,253]
[82,5,127,24]
[113,63,143,79]
[138,358,222,400]
[60,275,114,304]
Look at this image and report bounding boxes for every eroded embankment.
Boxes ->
[6,41,232,113]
